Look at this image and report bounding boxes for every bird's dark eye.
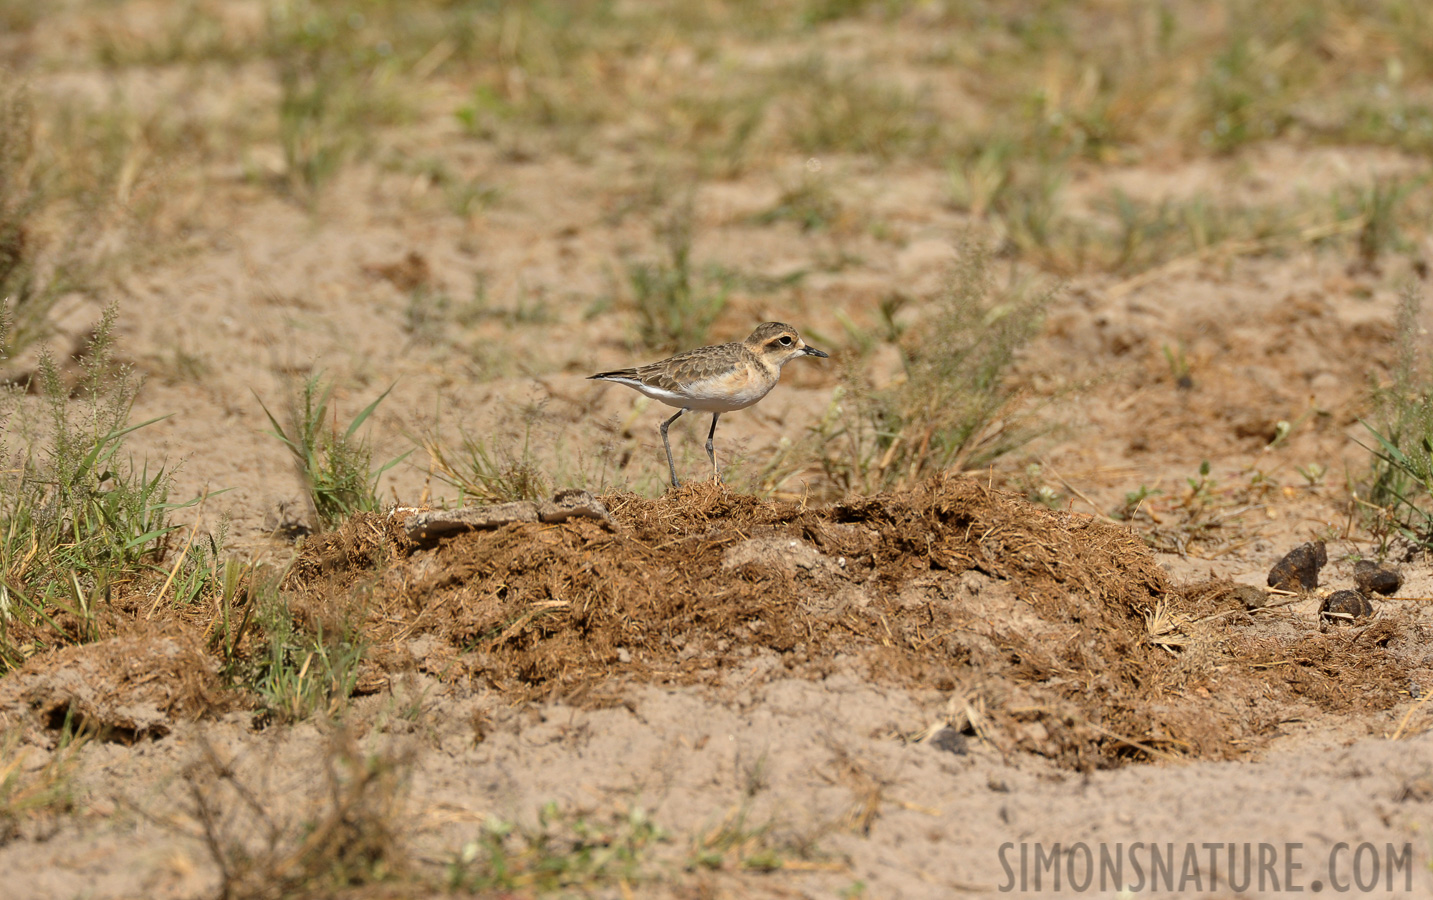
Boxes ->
[778,336,793,346]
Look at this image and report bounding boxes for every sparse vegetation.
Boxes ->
[187,729,410,898]
[422,399,618,503]
[266,1,413,198]
[257,374,405,531]
[0,307,196,668]
[691,803,786,872]
[754,170,843,233]
[807,243,1054,494]
[423,420,551,504]
[626,199,729,352]
[1346,176,1422,271]
[249,579,364,725]
[0,82,90,357]
[0,723,85,845]
[447,803,664,893]
[1362,286,1433,547]
[781,55,939,160]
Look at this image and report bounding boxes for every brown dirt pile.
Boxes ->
[284,474,1432,768]
[0,632,234,747]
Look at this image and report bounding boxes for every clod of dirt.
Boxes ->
[1354,560,1404,596]
[1232,584,1272,610]
[1267,541,1327,591]
[362,250,431,291]
[1320,590,1374,625]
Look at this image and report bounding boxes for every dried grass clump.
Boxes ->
[185,729,411,900]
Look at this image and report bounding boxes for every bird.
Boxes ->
[588,322,828,488]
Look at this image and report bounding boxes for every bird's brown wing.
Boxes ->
[619,342,745,392]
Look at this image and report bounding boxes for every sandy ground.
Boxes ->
[7,675,1433,898]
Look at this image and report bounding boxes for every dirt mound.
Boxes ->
[280,474,1430,768]
[0,633,234,747]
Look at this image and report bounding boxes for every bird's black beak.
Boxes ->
[804,346,829,358]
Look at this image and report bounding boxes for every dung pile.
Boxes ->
[283,473,1428,768]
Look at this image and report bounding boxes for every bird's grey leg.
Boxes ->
[660,409,686,488]
[706,413,721,482]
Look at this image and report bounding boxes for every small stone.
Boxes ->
[1320,590,1374,625]
[1353,559,1403,596]
[928,727,968,755]
[1267,541,1327,591]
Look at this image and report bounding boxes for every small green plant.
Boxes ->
[423,423,550,504]
[1360,286,1433,545]
[1162,343,1193,389]
[994,158,1068,257]
[690,802,786,872]
[626,199,727,351]
[402,286,451,345]
[208,556,257,670]
[1346,177,1419,271]
[672,88,769,178]
[257,374,406,531]
[450,275,552,332]
[948,141,1015,219]
[1295,462,1326,487]
[422,398,615,504]
[754,172,841,232]
[1115,485,1162,520]
[1194,13,1300,153]
[249,581,363,724]
[272,28,346,195]
[1184,460,1215,507]
[447,803,663,892]
[840,880,869,899]
[401,157,501,218]
[0,306,198,668]
[780,55,938,160]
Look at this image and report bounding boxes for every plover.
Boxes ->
[589,322,828,487]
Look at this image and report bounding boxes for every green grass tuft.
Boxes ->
[0,305,195,669]
[257,374,407,532]
[249,580,364,725]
